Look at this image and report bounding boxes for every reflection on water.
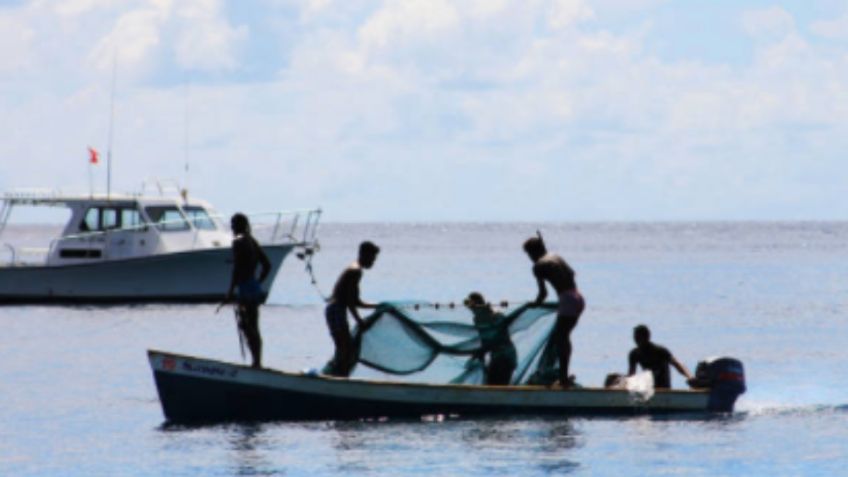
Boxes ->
[147,407,846,476]
[532,419,582,474]
[461,419,524,444]
[329,417,585,475]
[228,424,280,476]
[463,418,583,474]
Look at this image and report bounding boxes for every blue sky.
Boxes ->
[1,0,847,221]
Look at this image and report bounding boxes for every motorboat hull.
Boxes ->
[0,244,292,304]
[148,350,736,424]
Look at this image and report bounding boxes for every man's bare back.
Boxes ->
[533,253,576,295]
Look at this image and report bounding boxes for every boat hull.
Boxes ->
[0,245,292,304]
[148,350,723,424]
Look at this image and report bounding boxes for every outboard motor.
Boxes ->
[690,357,746,412]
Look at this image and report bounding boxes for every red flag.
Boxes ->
[88,146,99,165]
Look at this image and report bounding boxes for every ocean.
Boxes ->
[1,222,846,475]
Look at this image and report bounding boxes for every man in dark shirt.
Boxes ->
[465,292,517,385]
[524,235,585,388]
[225,213,271,369]
[324,241,380,377]
[628,324,693,389]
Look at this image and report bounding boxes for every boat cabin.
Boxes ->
[0,190,233,267]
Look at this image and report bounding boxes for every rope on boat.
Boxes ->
[379,300,553,311]
[296,244,329,303]
[291,242,547,310]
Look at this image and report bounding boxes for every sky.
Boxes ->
[1,0,847,221]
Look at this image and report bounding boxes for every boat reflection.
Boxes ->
[226,424,281,476]
[325,416,584,474]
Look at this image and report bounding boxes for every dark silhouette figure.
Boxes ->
[524,235,585,388]
[225,213,271,369]
[628,324,693,389]
[465,292,517,385]
[325,241,380,377]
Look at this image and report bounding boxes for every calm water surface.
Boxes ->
[1,222,847,475]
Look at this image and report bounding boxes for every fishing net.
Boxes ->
[332,301,562,385]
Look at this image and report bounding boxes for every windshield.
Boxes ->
[183,206,217,231]
[144,206,189,232]
[79,205,144,232]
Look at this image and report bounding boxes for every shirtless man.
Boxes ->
[324,241,380,377]
[225,213,271,369]
[628,324,693,389]
[524,235,585,387]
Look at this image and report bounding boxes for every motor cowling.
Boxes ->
[690,357,746,412]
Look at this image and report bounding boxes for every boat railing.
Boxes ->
[245,209,322,246]
[0,207,321,266]
[37,208,321,259]
[139,178,183,197]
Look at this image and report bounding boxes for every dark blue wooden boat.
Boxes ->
[148,350,745,423]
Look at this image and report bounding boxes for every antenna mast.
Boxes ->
[106,54,117,199]
[183,80,190,194]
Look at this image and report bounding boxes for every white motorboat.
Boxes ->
[0,187,320,304]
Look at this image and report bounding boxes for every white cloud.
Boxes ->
[741,6,795,40]
[300,0,333,21]
[548,0,594,29]
[173,0,248,71]
[53,0,116,16]
[467,0,510,18]
[88,5,167,73]
[84,0,246,75]
[2,1,848,220]
[811,12,848,41]
[754,33,809,70]
[358,0,460,51]
[0,13,35,73]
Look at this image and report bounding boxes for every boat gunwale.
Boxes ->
[147,349,710,396]
[0,242,299,272]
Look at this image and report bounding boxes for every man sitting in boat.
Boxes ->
[464,292,517,385]
[524,235,585,388]
[225,213,271,369]
[628,324,694,389]
[324,241,380,377]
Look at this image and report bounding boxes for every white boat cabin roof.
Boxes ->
[0,189,225,238]
[1,189,209,208]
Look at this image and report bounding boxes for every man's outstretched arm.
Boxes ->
[670,356,693,380]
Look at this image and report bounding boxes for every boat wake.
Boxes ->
[735,400,848,418]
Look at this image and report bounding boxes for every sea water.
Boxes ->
[1,222,846,475]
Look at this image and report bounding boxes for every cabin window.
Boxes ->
[102,208,119,230]
[79,206,145,232]
[121,208,143,230]
[183,206,217,231]
[145,206,190,232]
[81,208,99,232]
